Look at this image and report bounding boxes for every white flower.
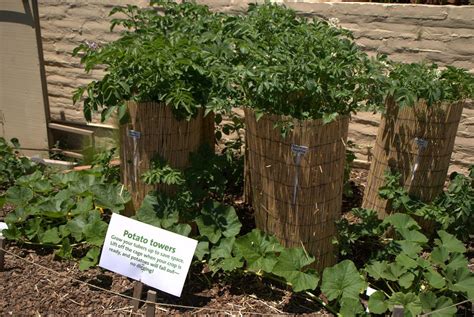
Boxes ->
[328,17,340,28]
[85,40,99,50]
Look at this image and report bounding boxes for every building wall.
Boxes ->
[38,1,474,172]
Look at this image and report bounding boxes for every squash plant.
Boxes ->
[222,3,386,124]
[2,168,131,270]
[72,2,236,123]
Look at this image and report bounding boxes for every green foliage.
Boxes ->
[137,150,319,293]
[73,2,235,122]
[378,168,474,242]
[2,168,131,269]
[334,208,385,261]
[321,260,367,315]
[0,138,42,189]
[224,3,386,122]
[87,147,120,183]
[385,62,474,108]
[343,140,357,198]
[364,221,473,316]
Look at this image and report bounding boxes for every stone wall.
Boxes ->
[38,1,474,172]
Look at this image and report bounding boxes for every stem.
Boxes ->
[18,240,86,248]
[367,282,390,298]
[384,280,396,294]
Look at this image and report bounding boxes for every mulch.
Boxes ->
[0,244,331,316]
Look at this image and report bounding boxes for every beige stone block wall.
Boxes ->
[38,1,473,172]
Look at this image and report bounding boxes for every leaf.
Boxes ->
[421,295,456,317]
[365,261,388,280]
[368,291,388,314]
[435,230,466,254]
[90,184,130,212]
[396,253,419,269]
[66,217,87,242]
[399,272,415,289]
[322,112,338,124]
[272,248,319,292]
[424,268,445,289]
[321,260,366,301]
[208,237,242,273]
[234,229,284,273]
[195,201,242,244]
[6,186,34,206]
[397,228,428,244]
[40,227,62,244]
[431,246,449,266]
[79,247,101,271]
[397,240,422,258]
[383,213,420,231]
[388,292,422,317]
[56,237,73,259]
[194,241,209,261]
[449,267,474,299]
[210,237,235,260]
[83,218,108,247]
[446,253,469,271]
[168,223,192,237]
[71,196,94,216]
[339,297,364,317]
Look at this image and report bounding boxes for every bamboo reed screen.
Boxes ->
[245,108,349,271]
[362,99,464,218]
[120,101,209,215]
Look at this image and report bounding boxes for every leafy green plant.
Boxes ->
[384,62,474,108]
[334,208,385,263]
[378,168,474,242]
[343,140,357,198]
[2,168,131,270]
[72,2,236,122]
[321,260,367,315]
[365,214,473,316]
[222,3,386,124]
[0,137,42,189]
[136,149,319,293]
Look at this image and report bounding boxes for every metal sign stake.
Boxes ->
[291,144,309,206]
[411,137,428,182]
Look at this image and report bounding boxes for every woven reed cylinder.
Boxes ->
[362,99,464,218]
[120,101,213,215]
[245,108,349,271]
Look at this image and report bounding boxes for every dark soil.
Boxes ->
[0,170,367,316]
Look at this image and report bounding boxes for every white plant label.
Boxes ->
[99,213,198,297]
[128,130,141,139]
[0,222,8,236]
[291,144,309,155]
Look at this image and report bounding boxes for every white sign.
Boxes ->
[0,222,8,236]
[128,130,141,139]
[99,213,198,297]
[291,144,309,155]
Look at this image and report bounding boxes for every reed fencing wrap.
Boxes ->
[244,108,349,271]
[120,101,212,215]
[362,99,464,219]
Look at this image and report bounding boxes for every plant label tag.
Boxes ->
[128,130,141,139]
[291,144,309,155]
[0,222,8,236]
[414,137,428,150]
[99,213,198,297]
